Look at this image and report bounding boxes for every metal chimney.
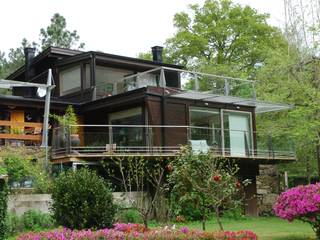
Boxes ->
[24,47,36,82]
[151,46,163,63]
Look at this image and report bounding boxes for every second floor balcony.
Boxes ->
[51,125,295,163]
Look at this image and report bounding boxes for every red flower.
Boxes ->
[236,181,241,188]
[167,164,174,172]
[212,175,221,182]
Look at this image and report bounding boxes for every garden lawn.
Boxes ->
[178,217,315,240]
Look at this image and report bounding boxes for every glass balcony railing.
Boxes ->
[51,125,295,161]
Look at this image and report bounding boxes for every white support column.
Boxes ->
[42,69,53,170]
[159,68,166,87]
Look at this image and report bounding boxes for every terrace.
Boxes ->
[51,124,295,164]
[50,66,295,163]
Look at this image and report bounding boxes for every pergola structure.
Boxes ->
[0,69,55,170]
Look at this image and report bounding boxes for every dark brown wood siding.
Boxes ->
[146,97,162,146]
[164,101,188,146]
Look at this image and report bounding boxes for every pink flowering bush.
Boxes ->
[273,183,320,237]
[17,223,257,240]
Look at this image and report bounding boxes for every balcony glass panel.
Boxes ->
[109,107,143,147]
[95,66,134,98]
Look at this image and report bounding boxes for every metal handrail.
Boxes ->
[51,124,295,160]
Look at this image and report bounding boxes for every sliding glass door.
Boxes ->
[223,111,253,157]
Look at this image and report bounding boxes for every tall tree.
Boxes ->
[165,0,285,75]
[40,13,85,50]
[0,13,85,79]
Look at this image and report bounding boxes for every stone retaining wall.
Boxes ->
[8,192,149,216]
[256,165,279,215]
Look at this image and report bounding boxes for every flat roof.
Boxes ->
[170,91,293,113]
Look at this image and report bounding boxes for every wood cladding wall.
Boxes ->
[164,101,188,146]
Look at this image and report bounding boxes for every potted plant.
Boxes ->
[51,105,80,146]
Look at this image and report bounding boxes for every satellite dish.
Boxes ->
[37,87,47,98]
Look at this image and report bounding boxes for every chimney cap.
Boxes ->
[24,47,36,54]
[151,46,164,50]
[151,46,164,63]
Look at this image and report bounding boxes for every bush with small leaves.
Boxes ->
[0,178,8,239]
[51,168,116,229]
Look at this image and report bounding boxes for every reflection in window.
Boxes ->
[189,107,221,148]
[85,64,91,89]
[95,66,133,98]
[60,66,81,96]
[109,107,143,147]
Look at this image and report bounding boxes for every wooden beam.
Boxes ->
[0,120,43,128]
[0,133,42,141]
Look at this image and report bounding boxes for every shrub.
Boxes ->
[6,210,55,236]
[116,208,143,223]
[17,223,257,240]
[0,178,8,239]
[51,168,116,229]
[168,147,248,230]
[273,183,320,238]
[0,150,51,193]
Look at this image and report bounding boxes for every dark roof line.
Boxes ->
[6,47,83,79]
[7,46,183,79]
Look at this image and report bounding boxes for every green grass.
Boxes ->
[176,217,315,240]
[8,217,316,239]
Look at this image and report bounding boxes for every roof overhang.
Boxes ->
[170,91,293,113]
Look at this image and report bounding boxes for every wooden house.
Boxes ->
[1,46,295,216]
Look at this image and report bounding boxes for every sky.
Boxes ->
[0,0,285,58]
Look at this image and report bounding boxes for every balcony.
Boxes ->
[51,125,295,163]
[0,120,43,146]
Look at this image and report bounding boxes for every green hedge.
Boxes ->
[0,178,8,239]
[51,168,116,229]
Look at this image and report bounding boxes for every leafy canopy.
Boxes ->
[40,13,85,50]
[165,0,284,75]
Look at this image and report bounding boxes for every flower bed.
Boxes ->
[17,223,257,240]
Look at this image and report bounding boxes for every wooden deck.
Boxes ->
[0,120,43,143]
[51,147,296,164]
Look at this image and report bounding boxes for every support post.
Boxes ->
[41,69,53,171]
[108,126,113,153]
[224,79,230,96]
[195,75,199,91]
[284,171,289,190]
[159,68,166,88]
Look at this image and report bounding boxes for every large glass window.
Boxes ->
[108,107,143,147]
[60,66,81,96]
[95,66,134,98]
[223,111,252,157]
[85,64,91,89]
[189,107,221,148]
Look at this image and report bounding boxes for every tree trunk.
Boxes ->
[315,226,320,240]
[202,213,206,231]
[143,216,148,229]
[215,207,224,231]
[316,137,320,178]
